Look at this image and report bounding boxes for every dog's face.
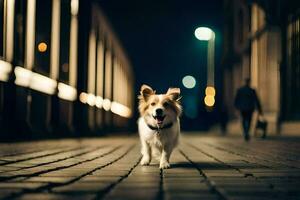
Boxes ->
[138,84,182,127]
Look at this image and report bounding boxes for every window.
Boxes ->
[88,29,96,95]
[96,38,104,98]
[0,0,4,59]
[104,47,112,100]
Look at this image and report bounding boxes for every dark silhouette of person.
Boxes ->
[234,78,262,141]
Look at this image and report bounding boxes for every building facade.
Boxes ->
[222,0,300,135]
[0,0,134,139]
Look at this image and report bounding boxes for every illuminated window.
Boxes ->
[120,64,125,106]
[96,39,104,97]
[113,58,120,104]
[69,0,78,87]
[105,48,112,100]
[0,0,4,58]
[88,29,96,94]
[1,0,16,63]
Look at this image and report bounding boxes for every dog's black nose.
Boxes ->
[155,108,163,116]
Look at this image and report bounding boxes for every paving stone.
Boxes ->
[52,182,111,193]
[2,163,36,168]
[124,176,161,182]
[80,176,120,183]
[165,192,219,200]
[92,170,128,176]
[163,178,205,183]
[0,166,25,171]
[0,135,299,200]
[0,182,47,189]
[0,188,24,198]
[104,188,159,200]
[14,193,96,200]
[24,176,74,183]
[164,186,211,194]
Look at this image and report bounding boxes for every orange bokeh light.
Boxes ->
[204,95,215,107]
[38,42,47,52]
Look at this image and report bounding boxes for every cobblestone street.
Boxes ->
[0,134,299,200]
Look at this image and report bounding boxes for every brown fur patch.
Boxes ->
[161,95,182,116]
[138,95,156,116]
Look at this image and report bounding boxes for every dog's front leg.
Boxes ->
[140,140,151,165]
[159,146,171,169]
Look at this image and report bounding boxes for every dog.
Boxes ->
[138,84,182,169]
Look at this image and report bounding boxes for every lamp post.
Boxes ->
[194,27,216,107]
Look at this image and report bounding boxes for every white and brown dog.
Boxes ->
[138,84,182,169]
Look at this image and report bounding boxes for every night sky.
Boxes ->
[98,0,224,129]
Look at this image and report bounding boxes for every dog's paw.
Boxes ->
[140,156,151,166]
[159,161,170,169]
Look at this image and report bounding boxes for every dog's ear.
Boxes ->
[140,84,155,100]
[167,88,181,101]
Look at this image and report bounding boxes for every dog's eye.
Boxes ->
[151,102,156,106]
[163,102,169,107]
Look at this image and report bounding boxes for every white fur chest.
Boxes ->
[138,117,179,148]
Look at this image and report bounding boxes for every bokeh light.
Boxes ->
[86,93,96,106]
[182,75,196,89]
[204,95,215,107]
[194,27,214,41]
[95,96,103,108]
[103,99,111,111]
[205,86,216,96]
[38,42,47,52]
[79,92,88,103]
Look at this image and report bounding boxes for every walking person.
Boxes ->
[234,78,262,141]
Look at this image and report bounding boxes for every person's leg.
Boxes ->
[241,111,253,141]
[241,112,247,139]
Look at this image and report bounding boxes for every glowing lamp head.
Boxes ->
[204,95,215,107]
[194,27,214,41]
[205,86,216,96]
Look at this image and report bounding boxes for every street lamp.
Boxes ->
[195,27,214,41]
[194,27,216,107]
